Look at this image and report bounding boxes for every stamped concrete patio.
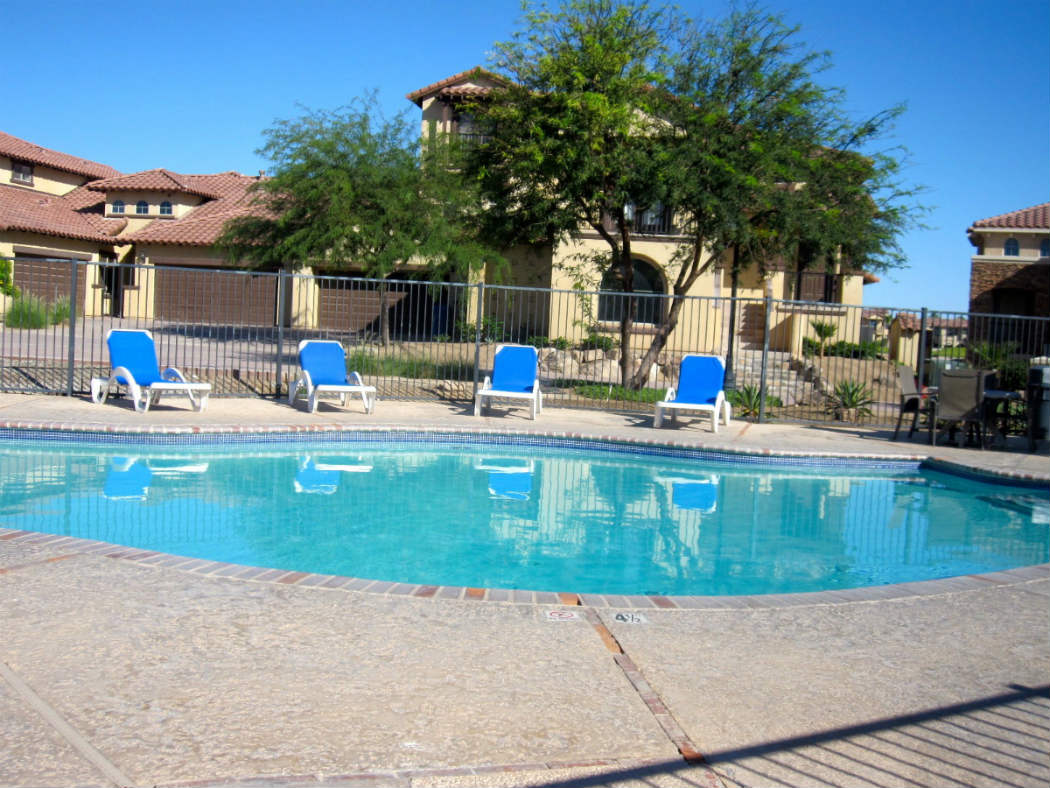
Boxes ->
[1,392,1047,788]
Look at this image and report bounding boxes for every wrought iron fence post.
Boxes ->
[758,295,773,424]
[917,307,929,389]
[275,268,287,399]
[66,259,79,396]
[472,281,485,400]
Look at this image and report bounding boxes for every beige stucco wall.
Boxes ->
[105,191,203,222]
[971,228,1050,259]
[1,159,88,196]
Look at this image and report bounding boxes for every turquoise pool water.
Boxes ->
[1,439,1047,596]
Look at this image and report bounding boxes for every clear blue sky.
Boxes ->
[4,0,1047,312]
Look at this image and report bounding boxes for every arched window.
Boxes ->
[598,258,665,325]
[112,199,125,215]
[159,200,173,216]
[135,200,149,215]
[1040,238,1049,258]
[1003,238,1019,256]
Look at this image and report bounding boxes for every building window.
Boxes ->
[628,202,675,235]
[598,258,665,325]
[1040,238,1049,258]
[11,161,33,185]
[112,200,125,215]
[136,200,149,215]
[159,201,173,216]
[1003,238,1019,256]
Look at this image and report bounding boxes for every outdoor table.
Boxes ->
[982,388,1024,449]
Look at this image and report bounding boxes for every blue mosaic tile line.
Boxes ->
[0,425,926,474]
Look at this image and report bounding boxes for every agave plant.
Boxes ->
[826,379,875,422]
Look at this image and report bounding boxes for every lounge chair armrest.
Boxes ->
[349,371,365,386]
[663,386,676,403]
[162,367,188,383]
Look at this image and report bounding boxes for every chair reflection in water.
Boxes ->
[474,458,535,501]
[294,456,373,494]
[103,456,210,501]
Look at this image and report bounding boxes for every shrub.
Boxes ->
[345,351,471,380]
[825,379,875,420]
[726,384,783,418]
[969,341,1029,391]
[527,336,551,348]
[579,333,616,352]
[454,316,505,343]
[572,382,666,403]
[803,337,886,360]
[0,258,17,298]
[4,294,69,328]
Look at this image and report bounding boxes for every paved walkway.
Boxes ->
[1,393,1047,787]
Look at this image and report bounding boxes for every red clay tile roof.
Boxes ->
[406,67,509,106]
[0,184,123,243]
[120,173,261,246]
[86,169,221,199]
[0,131,120,180]
[893,313,968,332]
[971,202,1050,230]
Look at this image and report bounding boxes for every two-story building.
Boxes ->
[967,202,1050,319]
[407,67,873,356]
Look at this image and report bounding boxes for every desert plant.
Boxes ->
[968,341,1028,391]
[579,333,616,352]
[727,384,783,418]
[825,379,875,421]
[810,320,838,358]
[4,294,68,328]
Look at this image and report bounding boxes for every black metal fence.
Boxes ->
[2,257,1048,428]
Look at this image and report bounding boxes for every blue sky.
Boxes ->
[3,0,1047,311]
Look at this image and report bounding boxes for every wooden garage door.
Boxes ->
[153,264,277,325]
[317,278,409,332]
[13,255,88,306]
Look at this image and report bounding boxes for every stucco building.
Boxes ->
[967,202,1050,318]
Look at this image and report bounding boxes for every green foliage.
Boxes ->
[802,337,886,359]
[809,320,838,357]
[579,333,616,352]
[570,382,667,403]
[726,384,782,418]
[345,351,472,380]
[969,341,1029,391]
[825,379,875,420]
[468,1,924,389]
[527,335,572,350]
[3,295,69,328]
[217,95,500,284]
[0,258,18,298]
[454,316,506,343]
[931,345,966,358]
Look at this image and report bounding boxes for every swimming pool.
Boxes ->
[1,435,1047,596]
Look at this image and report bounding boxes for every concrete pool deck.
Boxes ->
[0,392,1048,787]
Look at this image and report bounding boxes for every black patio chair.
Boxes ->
[932,368,993,449]
[892,365,936,442]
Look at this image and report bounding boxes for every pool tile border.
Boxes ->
[3,527,1048,610]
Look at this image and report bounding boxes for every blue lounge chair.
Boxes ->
[288,340,377,414]
[474,344,542,420]
[91,329,211,412]
[654,354,731,431]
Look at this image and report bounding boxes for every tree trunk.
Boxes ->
[379,281,390,347]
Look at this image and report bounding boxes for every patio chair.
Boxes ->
[653,354,731,431]
[932,368,990,448]
[892,365,937,442]
[288,340,377,414]
[90,329,211,413]
[474,344,542,420]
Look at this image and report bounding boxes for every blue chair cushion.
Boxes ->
[491,346,538,393]
[674,356,724,405]
[299,342,348,386]
[107,331,164,386]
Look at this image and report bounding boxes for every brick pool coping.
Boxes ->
[3,418,1048,609]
